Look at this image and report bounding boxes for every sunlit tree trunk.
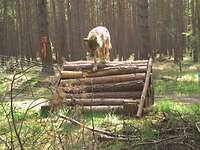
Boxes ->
[57,0,66,64]
[174,0,185,63]
[37,0,54,74]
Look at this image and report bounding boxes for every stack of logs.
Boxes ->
[54,58,154,117]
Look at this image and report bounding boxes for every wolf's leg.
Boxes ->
[100,47,106,63]
[92,50,98,72]
[103,47,106,62]
[103,40,110,62]
[105,48,110,61]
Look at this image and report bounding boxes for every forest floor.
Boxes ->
[0,57,200,149]
[12,94,200,111]
[156,94,200,104]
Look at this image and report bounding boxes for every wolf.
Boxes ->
[84,26,112,71]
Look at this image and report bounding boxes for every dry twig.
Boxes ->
[58,114,137,140]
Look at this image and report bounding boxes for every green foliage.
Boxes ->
[0,66,53,100]
[154,58,200,96]
[0,72,10,95]
[142,121,159,139]
[84,111,108,127]
[154,99,200,114]
[155,80,200,95]
[0,57,200,149]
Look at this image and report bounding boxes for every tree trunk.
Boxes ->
[37,0,54,74]
[174,0,185,63]
[137,0,151,59]
[192,0,200,62]
[2,0,8,57]
[57,0,66,64]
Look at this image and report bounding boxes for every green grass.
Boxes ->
[0,104,57,149]
[155,80,200,95]
[154,57,200,96]
[0,72,10,95]
[0,67,53,100]
[0,99,199,149]
[0,83,7,95]
[1,57,200,149]
[154,98,200,114]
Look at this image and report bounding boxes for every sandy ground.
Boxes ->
[13,98,49,110]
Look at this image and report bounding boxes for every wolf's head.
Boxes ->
[84,36,100,51]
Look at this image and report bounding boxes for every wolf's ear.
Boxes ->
[83,38,89,42]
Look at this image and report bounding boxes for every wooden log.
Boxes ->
[63,61,148,71]
[136,58,153,118]
[149,75,154,105]
[61,66,147,79]
[60,73,145,86]
[60,71,83,79]
[78,106,124,113]
[150,85,154,105]
[63,60,148,65]
[123,103,138,116]
[62,80,144,93]
[86,66,147,77]
[145,87,151,107]
[62,98,140,106]
[64,91,141,99]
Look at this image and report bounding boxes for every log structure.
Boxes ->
[53,58,154,117]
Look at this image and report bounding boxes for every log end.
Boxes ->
[123,103,138,116]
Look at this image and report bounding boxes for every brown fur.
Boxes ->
[84,26,112,70]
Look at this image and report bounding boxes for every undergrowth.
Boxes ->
[154,57,200,96]
[0,57,200,149]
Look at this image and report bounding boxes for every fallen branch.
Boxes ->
[10,73,24,150]
[196,122,200,133]
[131,136,180,148]
[97,134,140,142]
[58,114,137,139]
